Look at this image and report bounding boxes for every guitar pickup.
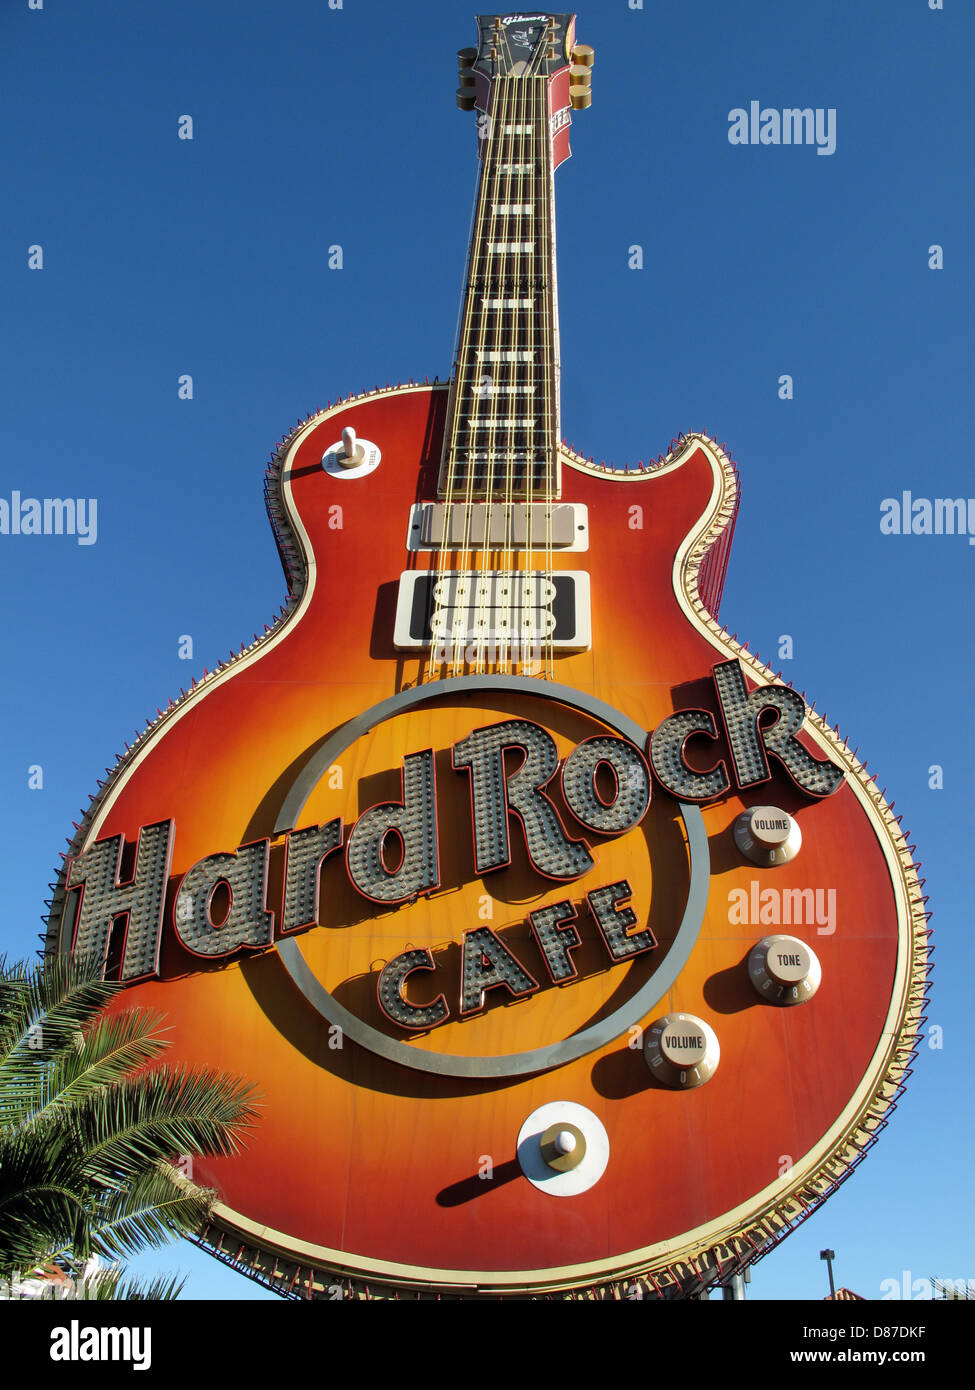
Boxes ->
[406,502,588,552]
[392,569,592,652]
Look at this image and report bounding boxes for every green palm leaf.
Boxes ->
[74,1066,259,1183]
[81,1268,187,1301]
[0,954,261,1298]
[0,955,118,1110]
[17,1008,170,1132]
[88,1164,215,1260]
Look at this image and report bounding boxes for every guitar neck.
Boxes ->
[439,74,562,502]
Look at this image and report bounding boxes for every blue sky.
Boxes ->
[2,0,972,1300]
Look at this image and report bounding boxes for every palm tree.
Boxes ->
[0,953,259,1295]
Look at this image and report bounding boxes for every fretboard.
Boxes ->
[438,76,561,502]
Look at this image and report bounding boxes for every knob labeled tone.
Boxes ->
[734,805,802,866]
[644,1013,719,1089]
[748,935,822,1006]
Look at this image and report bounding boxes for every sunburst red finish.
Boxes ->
[50,381,921,1290]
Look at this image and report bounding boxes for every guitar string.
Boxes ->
[474,72,514,676]
[457,66,513,677]
[498,53,518,676]
[492,71,519,676]
[523,60,538,679]
[433,68,499,681]
[523,36,553,680]
[540,54,555,680]
[469,74,498,678]
[510,58,542,679]
[502,69,523,676]
[436,41,557,681]
[466,72,512,677]
[540,62,556,680]
[467,70,512,677]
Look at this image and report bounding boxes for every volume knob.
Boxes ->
[734,805,802,866]
[748,935,822,1006]
[643,1013,720,1089]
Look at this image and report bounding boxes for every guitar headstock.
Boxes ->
[456,11,593,116]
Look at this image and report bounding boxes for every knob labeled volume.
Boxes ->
[734,805,802,866]
[748,935,822,1006]
[644,1013,719,1089]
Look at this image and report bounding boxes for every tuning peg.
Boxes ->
[458,68,476,88]
[457,47,477,68]
[456,87,476,111]
[569,64,592,85]
[569,84,592,110]
[571,44,594,67]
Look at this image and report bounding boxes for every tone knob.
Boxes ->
[644,1013,720,1089]
[734,805,802,866]
[748,935,822,1006]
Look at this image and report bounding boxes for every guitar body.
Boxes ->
[48,14,926,1297]
[49,383,925,1293]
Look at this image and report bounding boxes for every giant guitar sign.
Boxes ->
[47,12,928,1298]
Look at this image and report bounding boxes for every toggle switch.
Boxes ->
[322,428,382,479]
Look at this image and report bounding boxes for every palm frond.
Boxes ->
[82,1267,186,1300]
[0,955,263,1296]
[17,1008,169,1132]
[0,1138,90,1276]
[0,955,120,1103]
[74,1066,260,1183]
[89,1164,216,1260]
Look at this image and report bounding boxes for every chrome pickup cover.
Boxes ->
[393,569,591,653]
[405,502,588,552]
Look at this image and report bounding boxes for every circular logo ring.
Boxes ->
[273,675,710,1079]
